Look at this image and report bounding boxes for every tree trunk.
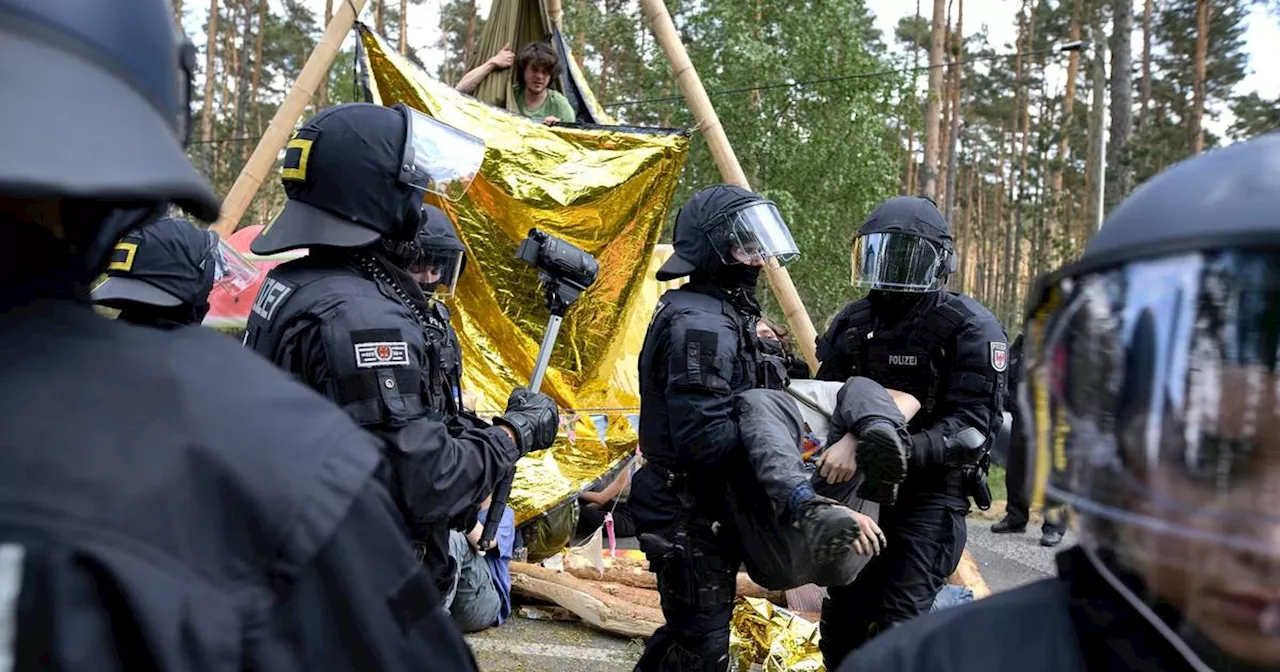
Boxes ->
[245,0,266,161]
[1085,20,1107,236]
[921,0,947,201]
[938,1,953,206]
[1106,0,1134,210]
[319,0,333,109]
[466,0,479,65]
[1139,0,1153,131]
[399,0,409,55]
[943,0,963,224]
[1052,0,1081,200]
[375,0,386,37]
[200,0,220,153]
[1190,0,1211,154]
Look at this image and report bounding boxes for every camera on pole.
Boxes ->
[479,229,600,550]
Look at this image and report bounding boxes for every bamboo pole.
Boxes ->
[211,0,370,237]
[638,0,820,371]
[547,0,563,27]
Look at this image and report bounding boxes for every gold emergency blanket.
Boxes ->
[729,597,825,672]
[357,26,689,523]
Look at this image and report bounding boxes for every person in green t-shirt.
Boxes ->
[455,41,577,126]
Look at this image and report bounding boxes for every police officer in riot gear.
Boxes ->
[92,216,258,329]
[840,132,1280,672]
[0,0,480,668]
[816,196,1008,667]
[244,102,560,604]
[630,184,863,671]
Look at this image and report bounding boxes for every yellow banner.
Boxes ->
[358,26,689,522]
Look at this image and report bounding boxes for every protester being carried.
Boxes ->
[455,42,577,126]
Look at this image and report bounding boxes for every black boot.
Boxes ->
[991,516,1027,534]
[1040,529,1064,547]
[854,421,909,486]
[797,495,862,565]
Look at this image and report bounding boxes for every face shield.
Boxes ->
[395,104,486,202]
[207,231,260,296]
[1020,250,1280,666]
[410,246,464,298]
[705,201,800,268]
[850,232,947,293]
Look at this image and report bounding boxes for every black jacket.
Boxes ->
[0,299,477,671]
[841,547,1223,672]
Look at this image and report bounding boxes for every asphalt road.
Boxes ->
[465,517,1075,671]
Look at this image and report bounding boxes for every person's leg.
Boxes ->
[636,500,741,672]
[1040,502,1067,546]
[831,377,911,503]
[819,495,967,669]
[445,531,503,632]
[994,411,1031,533]
[734,389,861,563]
[613,502,638,538]
[439,531,466,611]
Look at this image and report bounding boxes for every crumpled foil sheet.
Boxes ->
[729,597,825,672]
[358,26,689,523]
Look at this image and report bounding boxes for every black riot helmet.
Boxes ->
[251,102,486,256]
[656,184,799,286]
[0,0,219,264]
[409,205,466,297]
[850,196,956,293]
[92,217,260,322]
[1020,133,1280,668]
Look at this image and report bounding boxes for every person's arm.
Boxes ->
[455,43,513,94]
[886,389,921,421]
[581,458,632,505]
[254,470,479,670]
[664,310,744,467]
[908,318,1008,469]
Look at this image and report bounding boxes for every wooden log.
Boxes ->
[510,562,663,638]
[562,554,782,602]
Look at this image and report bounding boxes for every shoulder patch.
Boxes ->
[355,341,411,368]
[251,276,294,321]
[989,341,1008,373]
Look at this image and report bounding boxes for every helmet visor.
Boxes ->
[850,232,945,292]
[208,233,261,296]
[1021,250,1280,651]
[397,105,486,202]
[708,202,800,268]
[410,247,464,297]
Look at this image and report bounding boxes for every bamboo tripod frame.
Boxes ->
[209,0,819,371]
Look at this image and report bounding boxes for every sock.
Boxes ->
[787,481,816,520]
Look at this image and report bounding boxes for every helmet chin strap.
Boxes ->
[1082,544,1217,672]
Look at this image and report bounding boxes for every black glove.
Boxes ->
[494,388,559,456]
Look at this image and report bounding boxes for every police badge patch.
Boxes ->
[354,341,410,368]
[990,341,1008,372]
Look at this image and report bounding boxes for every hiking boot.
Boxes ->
[855,421,909,486]
[797,496,862,565]
[991,517,1027,534]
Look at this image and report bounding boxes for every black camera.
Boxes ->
[516,229,599,291]
[515,229,600,315]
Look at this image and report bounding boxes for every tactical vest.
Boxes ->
[421,300,463,421]
[243,258,430,428]
[832,293,999,437]
[637,288,772,469]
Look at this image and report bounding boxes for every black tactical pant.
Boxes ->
[1004,409,1066,535]
[820,490,968,668]
[633,474,741,672]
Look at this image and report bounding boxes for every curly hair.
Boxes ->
[515,41,561,89]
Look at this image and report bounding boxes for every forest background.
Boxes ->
[175,0,1280,330]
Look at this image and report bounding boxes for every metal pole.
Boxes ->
[529,315,563,393]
